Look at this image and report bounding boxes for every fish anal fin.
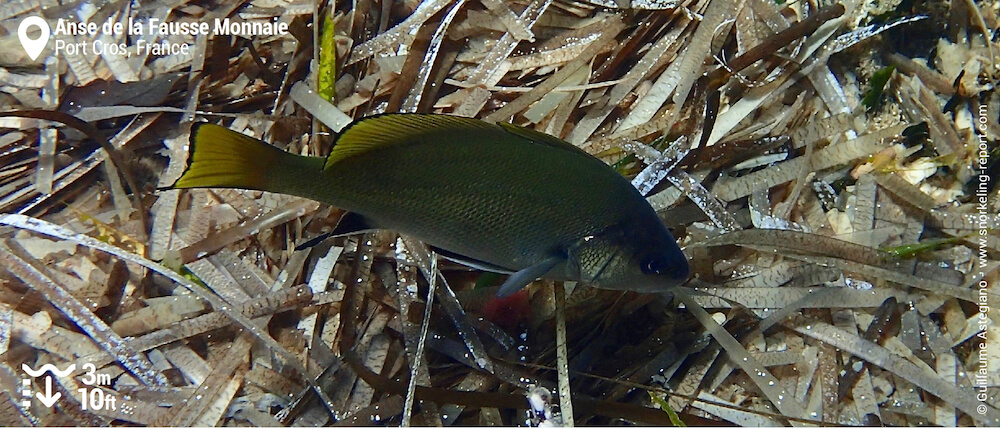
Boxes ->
[496,255,564,298]
[431,247,514,274]
[331,212,375,236]
[294,212,376,251]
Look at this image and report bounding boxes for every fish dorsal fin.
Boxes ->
[325,114,596,169]
[324,114,497,169]
[496,122,594,158]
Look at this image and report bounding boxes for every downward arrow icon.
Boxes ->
[36,376,60,407]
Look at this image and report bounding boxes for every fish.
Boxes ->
[169,114,689,296]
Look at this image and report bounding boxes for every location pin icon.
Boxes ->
[18,16,50,61]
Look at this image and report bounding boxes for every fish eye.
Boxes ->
[641,255,668,275]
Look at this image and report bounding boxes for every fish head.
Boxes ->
[569,219,689,292]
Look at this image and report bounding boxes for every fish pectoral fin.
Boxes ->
[431,247,514,274]
[294,212,376,251]
[496,255,564,298]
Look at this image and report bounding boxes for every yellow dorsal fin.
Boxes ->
[324,114,497,169]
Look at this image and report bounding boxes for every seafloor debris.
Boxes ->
[0,0,998,426]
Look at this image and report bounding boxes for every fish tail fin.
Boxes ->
[168,123,312,191]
